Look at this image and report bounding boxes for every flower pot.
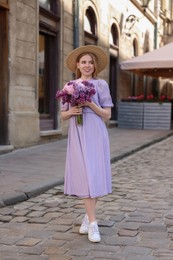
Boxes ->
[118,101,172,130]
[118,101,143,129]
[143,102,171,130]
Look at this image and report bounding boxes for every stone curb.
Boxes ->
[0,145,14,155]
[1,131,173,207]
[111,131,173,163]
[1,179,64,207]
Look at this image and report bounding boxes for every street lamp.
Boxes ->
[141,0,150,8]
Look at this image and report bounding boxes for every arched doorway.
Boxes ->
[39,0,60,131]
[109,23,119,120]
[0,3,9,144]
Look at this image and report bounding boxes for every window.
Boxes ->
[110,24,118,47]
[39,0,51,11]
[39,0,58,14]
[84,7,98,45]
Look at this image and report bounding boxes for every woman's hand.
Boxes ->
[80,101,91,107]
[70,106,83,116]
[81,101,111,121]
[61,106,83,121]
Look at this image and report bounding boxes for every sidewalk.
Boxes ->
[0,127,172,207]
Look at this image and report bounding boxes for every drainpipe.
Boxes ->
[152,0,159,97]
[73,0,79,49]
[154,0,159,49]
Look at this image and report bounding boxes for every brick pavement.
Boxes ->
[0,128,172,207]
[0,136,173,259]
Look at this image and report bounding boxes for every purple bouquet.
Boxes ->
[56,80,96,125]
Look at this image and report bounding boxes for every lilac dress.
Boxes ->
[61,78,114,198]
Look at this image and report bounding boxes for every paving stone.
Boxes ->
[164,218,173,227]
[18,244,43,255]
[51,232,78,241]
[141,231,168,239]
[0,244,20,253]
[88,250,117,258]
[137,238,170,249]
[0,253,23,260]
[71,257,94,260]
[122,245,152,255]
[164,213,173,219]
[169,242,173,250]
[125,255,156,260]
[30,205,47,211]
[118,229,138,237]
[109,214,125,222]
[120,207,137,212]
[50,217,74,225]
[46,224,72,232]
[99,226,116,236]
[0,199,5,207]
[117,222,140,230]
[12,209,30,216]
[27,211,45,217]
[42,200,61,208]
[0,207,15,215]
[125,216,152,223]
[0,236,23,245]
[106,236,137,246]
[28,217,51,224]
[10,216,29,223]
[0,215,13,222]
[16,238,41,246]
[153,248,173,257]
[49,256,71,260]
[21,256,48,260]
[43,212,62,219]
[44,246,67,255]
[139,223,166,232]
[14,202,35,210]
[98,220,115,227]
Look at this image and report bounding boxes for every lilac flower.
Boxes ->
[56,80,96,125]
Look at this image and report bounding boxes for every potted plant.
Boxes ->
[118,94,172,130]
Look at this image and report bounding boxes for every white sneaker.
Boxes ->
[88,221,101,242]
[79,214,89,234]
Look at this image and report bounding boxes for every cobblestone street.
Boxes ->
[1,136,173,260]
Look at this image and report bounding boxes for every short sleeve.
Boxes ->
[97,79,114,108]
[60,101,69,111]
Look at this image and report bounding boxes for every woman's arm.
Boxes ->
[85,101,111,121]
[61,106,83,121]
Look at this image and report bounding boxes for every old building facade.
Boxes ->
[0,0,172,148]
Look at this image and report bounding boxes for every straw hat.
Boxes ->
[66,45,108,73]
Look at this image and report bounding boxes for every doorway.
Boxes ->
[0,6,8,144]
[109,55,118,120]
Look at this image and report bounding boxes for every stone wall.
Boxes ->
[8,0,39,147]
[5,0,172,147]
[62,0,155,98]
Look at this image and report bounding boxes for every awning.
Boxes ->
[120,42,173,78]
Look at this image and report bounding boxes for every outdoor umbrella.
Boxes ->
[120,42,173,78]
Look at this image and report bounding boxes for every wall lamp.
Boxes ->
[124,0,151,36]
[141,0,150,8]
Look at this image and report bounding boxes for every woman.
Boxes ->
[60,45,113,243]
